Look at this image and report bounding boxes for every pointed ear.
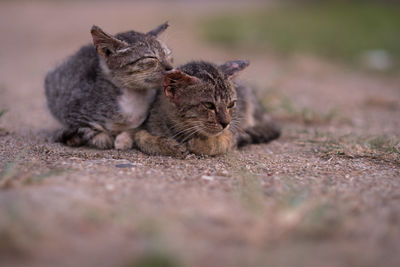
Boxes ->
[163,70,199,104]
[90,25,129,59]
[147,22,169,37]
[219,60,249,79]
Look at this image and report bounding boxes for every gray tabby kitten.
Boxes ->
[133,60,280,158]
[45,23,173,149]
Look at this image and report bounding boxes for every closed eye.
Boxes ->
[127,56,158,66]
[126,57,159,73]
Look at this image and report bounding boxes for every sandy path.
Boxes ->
[1,2,399,267]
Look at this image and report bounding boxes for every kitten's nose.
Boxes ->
[163,62,173,71]
[220,121,229,129]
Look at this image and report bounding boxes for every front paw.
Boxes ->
[162,138,188,159]
[89,132,114,149]
[187,137,208,155]
[188,132,234,156]
[114,131,133,150]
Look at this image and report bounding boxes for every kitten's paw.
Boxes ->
[188,131,234,156]
[162,138,188,159]
[114,132,133,150]
[89,132,113,149]
[66,135,84,147]
[187,138,204,155]
[187,137,216,156]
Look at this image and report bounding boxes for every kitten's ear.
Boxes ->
[147,22,169,37]
[91,25,129,59]
[163,70,199,103]
[219,60,249,79]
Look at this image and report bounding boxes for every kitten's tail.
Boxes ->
[53,128,85,147]
[237,121,281,147]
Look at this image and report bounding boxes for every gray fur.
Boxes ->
[133,60,280,157]
[45,23,172,149]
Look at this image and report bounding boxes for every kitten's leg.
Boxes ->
[187,130,235,156]
[133,129,188,158]
[114,131,133,150]
[54,127,113,149]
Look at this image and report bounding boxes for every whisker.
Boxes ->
[181,127,201,143]
[167,120,205,141]
[170,125,199,140]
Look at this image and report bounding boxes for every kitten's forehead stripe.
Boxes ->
[179,61,235,104]
[107,29,169,69]
[116,31,164,55]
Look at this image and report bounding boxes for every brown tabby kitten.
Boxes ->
[133,60,280,158]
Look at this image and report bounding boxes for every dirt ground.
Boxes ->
[1,2,399,267]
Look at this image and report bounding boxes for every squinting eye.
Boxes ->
[127,57,159,70]
[227,101,236,109]
[138,57,158,69]
[203,102,216,110]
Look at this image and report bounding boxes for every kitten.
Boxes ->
[133,60,280,158]
[45,22,173,149]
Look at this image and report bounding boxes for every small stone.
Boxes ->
[201,175,214,181]
[217,169,229,176]
[105,184,115,191]
[115,163,134,168]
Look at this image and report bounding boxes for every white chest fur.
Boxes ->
[111,89,156,131]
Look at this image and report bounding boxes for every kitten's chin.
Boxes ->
[125,80,162,91]
[113,72,163,90]
[200,126,229,137]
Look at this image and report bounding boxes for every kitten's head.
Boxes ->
[91,22,173,90]
[163,60,249,137]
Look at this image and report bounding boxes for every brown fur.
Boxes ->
[133,60,280,158]
[187,131,234,156]
[134,129,188,158]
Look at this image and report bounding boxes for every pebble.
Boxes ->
[115,163,135,168]
[220,169,229,176]
[105,184,115,191]
[201,175,214,181]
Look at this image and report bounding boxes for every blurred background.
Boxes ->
[0,0,399,132]
[1,1,400,267]
[202,0,400,73]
